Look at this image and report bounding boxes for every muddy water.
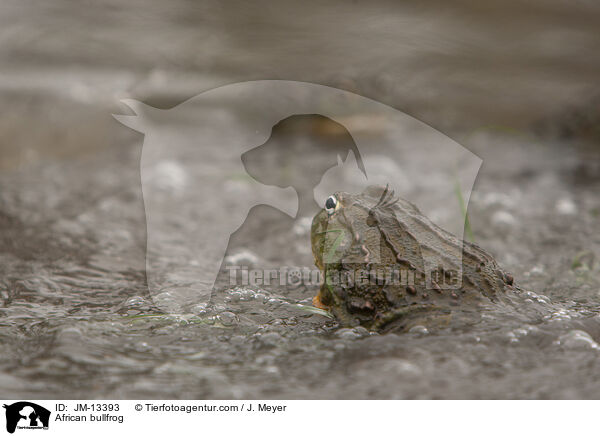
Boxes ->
[1,0,600,399]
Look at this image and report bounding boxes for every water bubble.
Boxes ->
[267,298,284,307]
[507,325,540,344]
[545,309,572,321]
[186,352,207,361]
[491,210,516,229]
[153,292,182,313]
[228,291,242,302]
[258,332,282,347]
[213,304,227,313]
[57,326,83,342]
[254,293,267,304]
[133,342,151,352]
[225,250,260,266]
[286,317,299,326]
[506,331,519,344]
[151,160,188,193]
[555,198,577,215]
[381,359,422,377]
[513,328,528,337]
[123,296,147,308]
[408,325,429,335]
[335,328,362,340]
[524,291,550,305]
[265,365,280,374]
[555,330,599,350]
[526,265,545,277]
[352,326,370,337]
[190,303,209,316]
[218,312,238,327]
[240,289,256,301]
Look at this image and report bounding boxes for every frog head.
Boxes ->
[311,185,393,313]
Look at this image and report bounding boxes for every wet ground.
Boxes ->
[1,0,600,399]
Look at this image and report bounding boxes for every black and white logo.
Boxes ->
[3,402,50,434]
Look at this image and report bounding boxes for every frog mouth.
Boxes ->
[312,294,329,310]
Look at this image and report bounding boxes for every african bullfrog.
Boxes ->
[311,185,517,332]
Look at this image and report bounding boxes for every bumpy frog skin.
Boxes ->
[311,185,516,332]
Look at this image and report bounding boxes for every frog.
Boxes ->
[310,185,517,332]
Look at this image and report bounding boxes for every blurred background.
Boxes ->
[1,0,599,399]
[1,0,599,170]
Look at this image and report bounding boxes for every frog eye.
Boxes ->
[325,195,338,215]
